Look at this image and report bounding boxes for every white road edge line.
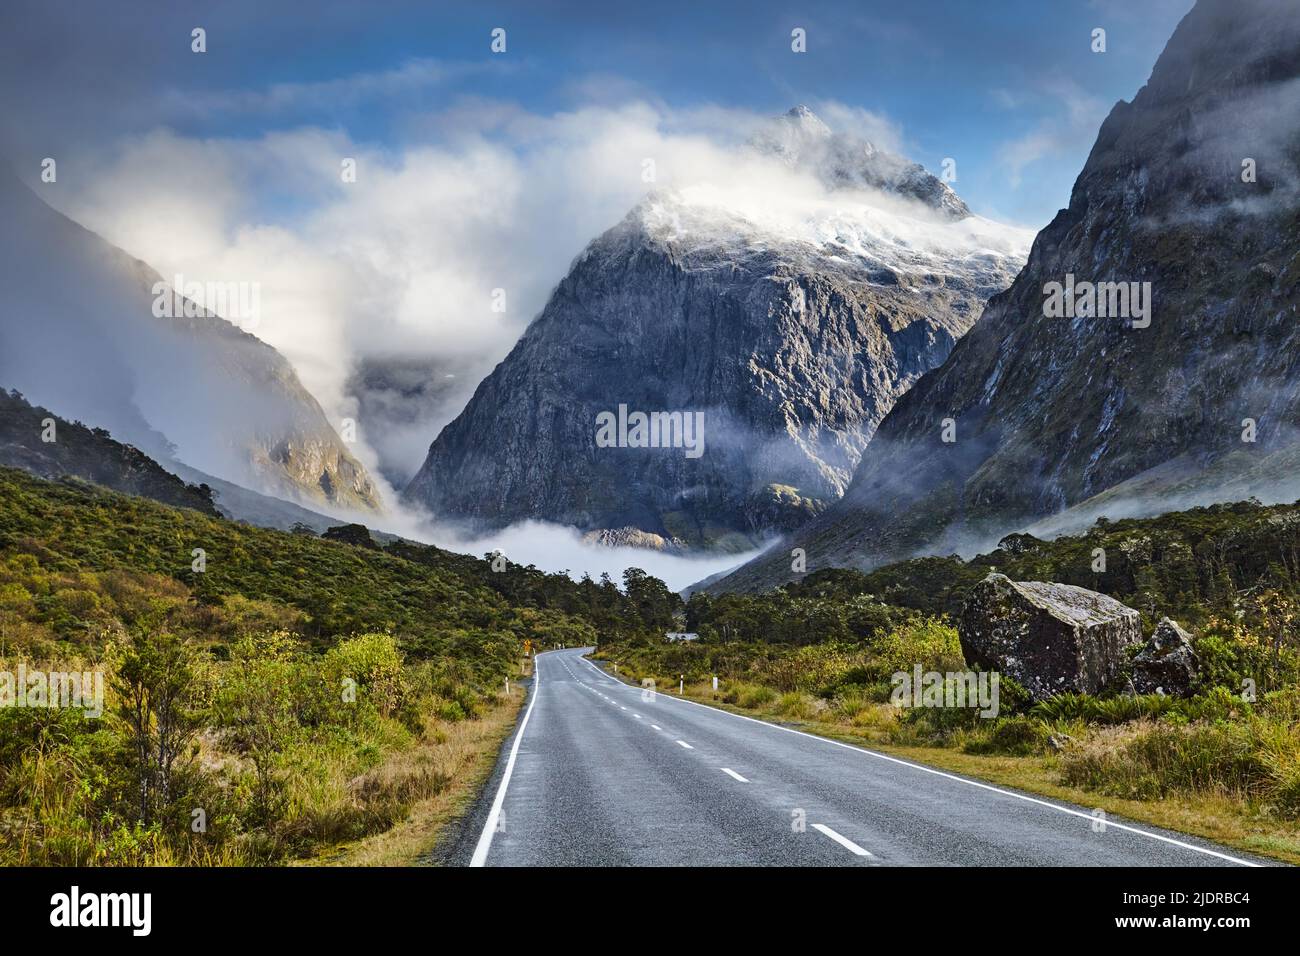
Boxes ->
[676,740,694,749]
[576,652,1260,867]
[469,651,543,867]
[720,768,749,782]
[813,823,873,857]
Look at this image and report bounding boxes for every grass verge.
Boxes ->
[308,659,531,867]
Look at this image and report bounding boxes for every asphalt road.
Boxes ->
[458,648,1270,867]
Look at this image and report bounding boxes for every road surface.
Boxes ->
[457,648,1269,867]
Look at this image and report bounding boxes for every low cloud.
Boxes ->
[439,520,763,594]
[47,97,977,498]
[318,492,763,594]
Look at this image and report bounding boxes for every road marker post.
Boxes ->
[712,675,718,690]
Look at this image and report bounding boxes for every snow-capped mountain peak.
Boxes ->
[750,105,970,220]
[406,111,1030,547]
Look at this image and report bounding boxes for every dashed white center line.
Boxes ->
[651,725,662,731]
[812,824,873,858]
[720,768,749,782]
[620,706,627,711]
[675,740,694,750]
[633,714,642,719]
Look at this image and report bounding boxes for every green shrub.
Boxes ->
[775,691,819,720]
[736,684,778,709]
[1032,688,1251,727]
[451,685,480,720]
[963,716,1049,756]
[868,618,965,680]
[1058,718,1296,808]
[435,699,468,723]
[831,687,875,721]
[323,633,407,719]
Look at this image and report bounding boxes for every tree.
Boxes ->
[1251,589,1300,691]
[213,631,301,824]
[622,567,681,629]
[113,630,204,828]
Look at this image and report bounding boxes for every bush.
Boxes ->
[775,691,819,720]
[735,684,778,709]
[963,716,1049,756]
[1032,687,1251,726]
[435,700,468,723]
[867,618,965,680]
[323,633,407,719]
[831,687,875,721]
[1058,717,1300,811]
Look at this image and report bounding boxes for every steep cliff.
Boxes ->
[406,108,1029,548]
[714,0,1300,590]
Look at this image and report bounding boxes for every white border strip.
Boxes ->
[578,653,1260,867]
[469,653,543,867]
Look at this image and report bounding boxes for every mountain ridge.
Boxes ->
[0,168,383,515]
[710,0,1300,592]
[0,387,220,515]
[404,108,1030,548]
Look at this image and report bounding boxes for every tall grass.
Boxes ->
[0,635,508,865]
[1058,718,1293,809]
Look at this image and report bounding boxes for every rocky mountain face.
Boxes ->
[714,0,1300,590]
[405,108,1029,548]
[0,169,381,514]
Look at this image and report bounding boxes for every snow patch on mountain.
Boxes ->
[632,184,1033,285]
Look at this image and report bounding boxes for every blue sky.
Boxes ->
[0,0,1207,586]
[5,0,1194,226]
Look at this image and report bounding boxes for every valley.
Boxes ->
[0,0,1296,888]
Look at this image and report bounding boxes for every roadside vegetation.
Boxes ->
[597,499,1300,862]
[0,466,678,865]
[7,453,1299,863]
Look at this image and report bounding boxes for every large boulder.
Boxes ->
[1131,618,1199,697]
[958,573,1143,702]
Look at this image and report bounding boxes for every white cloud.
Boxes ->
[55,99,931,487]
[806,101,905,156]
[996,79,1110,188]
[46,94,1027,585]
[158,58,504,119]
[435,519,764,593]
